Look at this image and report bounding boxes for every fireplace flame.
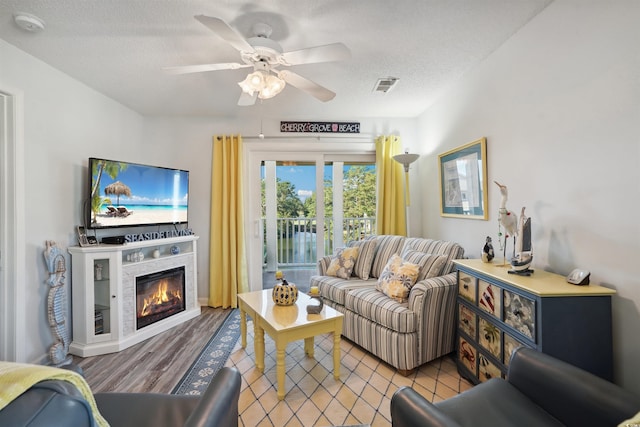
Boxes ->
[140,279,182,317]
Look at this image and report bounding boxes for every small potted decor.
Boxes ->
[272,271,298,306]
[306,286,323,314]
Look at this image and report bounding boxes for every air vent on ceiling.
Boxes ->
[373,77,399,93]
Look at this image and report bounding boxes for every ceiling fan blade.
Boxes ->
[279,70,336,102]
[238,91,257,106]
[194,15,255,53]
[163,62,250,75]
[281,43,351,66]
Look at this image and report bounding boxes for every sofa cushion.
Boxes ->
[326,246,360,279]
[370,235,406,278]
[344,287,417,333]
[402,251,448,282]
[309,275,375,306]
[376,254,420,303]
[402,238,464,274]
[347,238,378,280]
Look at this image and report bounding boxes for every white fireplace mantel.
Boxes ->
[68,235,200,357]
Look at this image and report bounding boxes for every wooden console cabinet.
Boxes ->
[454,259,615,384]
[68,235,200,357]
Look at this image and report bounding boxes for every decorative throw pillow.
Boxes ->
[326,246,360,279]
[376,254,420,303]
[370,235,406,278]
[402,250,448,282]
[347,238,378,280]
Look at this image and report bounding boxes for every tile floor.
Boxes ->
[225,319,473,427]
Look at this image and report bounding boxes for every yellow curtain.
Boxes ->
[375,135,407,236]
[209,135,248,308]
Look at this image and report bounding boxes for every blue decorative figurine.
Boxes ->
[44,241,73,367]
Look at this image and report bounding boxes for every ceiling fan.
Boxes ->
[164,15,351,106]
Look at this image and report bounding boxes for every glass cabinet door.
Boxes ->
[93,258,111,335]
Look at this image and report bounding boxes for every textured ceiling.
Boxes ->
[0,0,552,119]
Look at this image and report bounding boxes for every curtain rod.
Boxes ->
[243,134,375,141]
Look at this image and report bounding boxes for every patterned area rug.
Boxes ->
[171,309,241,395]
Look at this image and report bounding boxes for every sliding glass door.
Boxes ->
[244,140,375,291]
[262,161,318,271]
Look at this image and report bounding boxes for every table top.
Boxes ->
[453,259,616,297]
[238,289,343,332]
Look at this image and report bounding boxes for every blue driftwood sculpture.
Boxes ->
[44,240,73,367]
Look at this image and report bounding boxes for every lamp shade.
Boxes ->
[393,153,419,172]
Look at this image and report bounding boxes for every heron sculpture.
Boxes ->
[494,181,518,263]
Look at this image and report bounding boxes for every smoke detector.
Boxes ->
[14,13,45,32]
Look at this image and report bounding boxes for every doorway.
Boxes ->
[245,139,375,292]
[0,89,26,361]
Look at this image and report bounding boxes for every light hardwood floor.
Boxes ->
[74,271,315,395]
[73,306,231,393]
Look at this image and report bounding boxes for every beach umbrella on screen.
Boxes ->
[104,181,131,206]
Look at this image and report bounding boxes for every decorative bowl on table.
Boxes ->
[272,279,298,306]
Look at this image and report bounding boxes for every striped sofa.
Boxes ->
[310,235,464,374]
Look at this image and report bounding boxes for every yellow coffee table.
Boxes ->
[237,289,344,400]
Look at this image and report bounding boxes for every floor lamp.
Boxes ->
[393,151,419,236]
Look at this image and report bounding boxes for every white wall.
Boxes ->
[0,39,144,363]
[416,0,640,393]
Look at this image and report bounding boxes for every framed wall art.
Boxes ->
[438,137,488,220]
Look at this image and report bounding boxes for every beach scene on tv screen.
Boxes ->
[90,160,188,228]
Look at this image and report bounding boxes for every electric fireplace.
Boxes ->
[136,266,185,329]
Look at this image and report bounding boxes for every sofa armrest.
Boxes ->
[508,347,640,426]
[184,367,241,427]
[391,386,462,427]
[0,380,95,427]
[317,256,332,275]
[95,367,241,427]
[408,272,457,309]
[407,272,458,363]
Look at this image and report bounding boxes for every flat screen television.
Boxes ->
[87,157,189,229]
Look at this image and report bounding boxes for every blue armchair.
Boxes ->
[0,366,241,427]
[391,347,639,427]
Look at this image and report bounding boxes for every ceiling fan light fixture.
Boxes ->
[238,70,265,95]
[259,74,286,99]
[239,70,286,99]
[237,80,254,96]
[174,16,347,106]
[248,72,264,87]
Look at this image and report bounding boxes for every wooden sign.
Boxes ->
[280,121,360,133]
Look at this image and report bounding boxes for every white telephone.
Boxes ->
[567,269,590,286]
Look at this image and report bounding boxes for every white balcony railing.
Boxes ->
[262,216,376,268]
